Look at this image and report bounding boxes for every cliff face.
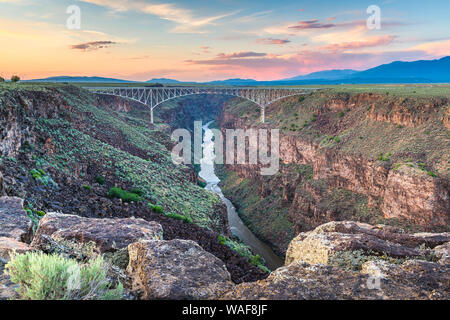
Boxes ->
[219,91,449,255]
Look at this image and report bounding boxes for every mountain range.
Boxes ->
[27,56,450,85]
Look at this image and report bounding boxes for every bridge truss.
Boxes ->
[84,86,319,123]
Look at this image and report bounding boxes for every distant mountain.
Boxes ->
[281,56,450,83]
[26,56,450,85]
[146,78,181,84]
[27,76,136,83]
[283,69,359,81]
[351,56,450,82]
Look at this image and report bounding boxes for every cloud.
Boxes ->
[70,41,117,51]
[320,35,396,52]
[79,0,238,33]
[216,51,267,59]
[288,19,336,30]
[200,46,211,53]
[183,49,436,81]
[256,38,291,45]
[410,39,450,56]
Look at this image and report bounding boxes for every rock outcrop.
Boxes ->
[31,212,163,254]
[222,259,449,300]
[223,220,450,300]
[285,221,450,265]
[0,197,31,260]
[127,239,234,300]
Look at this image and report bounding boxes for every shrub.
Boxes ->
[166,212,192,224]
[5,251,123,300]
[82,185,92,191]
[0,76,4,82]
[30,168,58,188]
[218,235,227,245]
[337,111,345,118]
[378,152,391,161]
[107,187,142,203]
[35,210,46,217]
[148,203,164,213]
[95,176,106,185]
[129,188,143,196]
[197,180,207,188]
[11,75,20,83]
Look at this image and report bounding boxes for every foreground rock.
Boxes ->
[0,197,31,241]
[286,221,450,265]
[0,197,32,260]
[31,212,163,254]
[222,259,449,300]
[223,221,449,300]
[127,239,234,300]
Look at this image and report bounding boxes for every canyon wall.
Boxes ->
[218,92,449,255]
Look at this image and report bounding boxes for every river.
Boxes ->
[198,121,284,271]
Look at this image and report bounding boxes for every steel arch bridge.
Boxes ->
[84,86,319,123]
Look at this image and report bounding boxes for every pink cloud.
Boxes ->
[216,51,267,59]
[320,35,396,52]
[256,38,291,45]
[184,49,437,81]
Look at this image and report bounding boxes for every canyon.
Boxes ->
[0,84,448,300]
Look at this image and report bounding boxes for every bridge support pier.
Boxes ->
[261,108,265,123]
[150,107,154,124]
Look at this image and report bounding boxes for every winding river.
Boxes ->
[198,121,284,270]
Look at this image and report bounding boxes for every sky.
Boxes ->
[0,0,449,81]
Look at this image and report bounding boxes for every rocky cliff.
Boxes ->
[218,90,449,255]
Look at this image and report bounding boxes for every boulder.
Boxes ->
[31,212,163,254]
[127,239,234,300]
[0,237,31,261]
[221,259,450,300]
[433,242,450,265]
[0,197,31,242]
[285,221,449,266]
[285,232,423,266]
[313,221,450,248]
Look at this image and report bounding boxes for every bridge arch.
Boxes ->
[85,87,319,123]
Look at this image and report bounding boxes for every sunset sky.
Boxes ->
[1,0,449,81]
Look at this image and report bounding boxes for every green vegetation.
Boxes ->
[5,251,123,300]
[23,205,43,233]
[95,176,106,185]
[378,152,391,161]
[82,185,92,191]
[29,168,58,188]
[217,235,270,273]
[166,212,193,224]
[148,203,164,213]
[107,187,142,203]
